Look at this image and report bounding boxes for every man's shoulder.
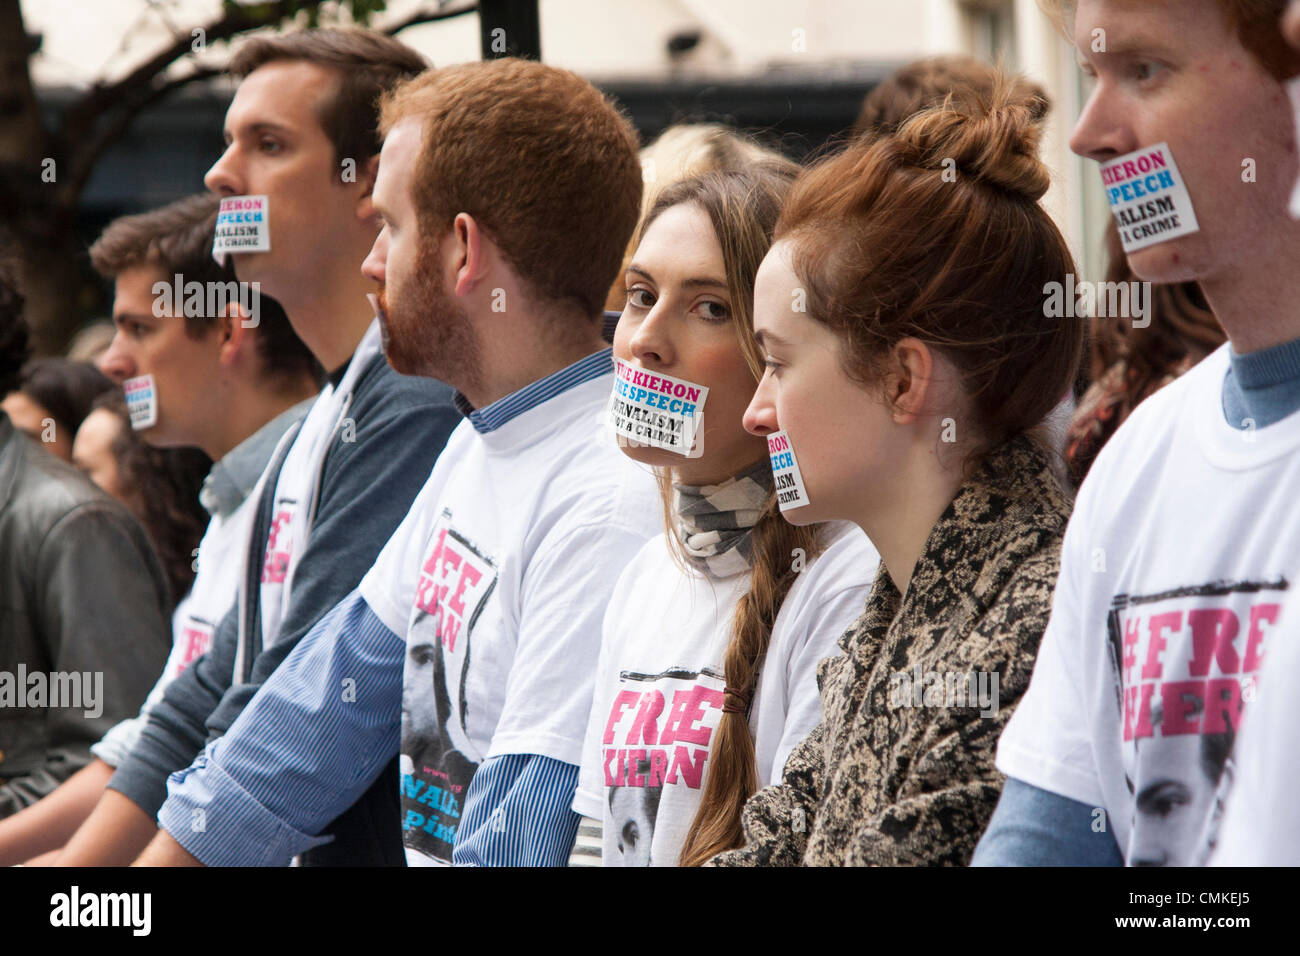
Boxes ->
[543,429,661,539]
[1077,345,1227,499]
[3,434,130,533]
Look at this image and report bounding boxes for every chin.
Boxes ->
[137,423,172,448]
[230,254,274,293]
[615,440,682,470]
[1124,238,1203,285]
[777,501,821,526]
[380,337,418,377]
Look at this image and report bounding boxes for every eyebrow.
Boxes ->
[224,121,295,143]
[1078,31,1173,63]
[1135,779,1191,813]
[626,264,727,290]
[754,328,789,349]
[112,312,155,326]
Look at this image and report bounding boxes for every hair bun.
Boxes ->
[891,76,1051,203]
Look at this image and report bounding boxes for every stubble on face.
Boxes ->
[378,236,483,395]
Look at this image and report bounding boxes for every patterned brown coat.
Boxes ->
[707,433,1072,866]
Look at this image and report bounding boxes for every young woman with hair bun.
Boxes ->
[570,162,880,867]
[707,76,1085,866]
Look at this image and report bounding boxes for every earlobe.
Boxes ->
[453,213,484,297]
[218,304,246,367]
[890,338,933,424]
[355,155,381,220]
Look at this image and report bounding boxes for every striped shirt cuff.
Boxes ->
[158,750,333,867]
[451,753,581,867]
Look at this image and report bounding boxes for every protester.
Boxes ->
[130,56,662,868]
[55,28,461,867]
[570,165,879,867]
[0,193,317,867]
[705,75,1082,866]
[73,391,211,612]
[976,0,1300,867]
[0,357,114,461]
[0,250,171,820]
[1064,221,1225,483]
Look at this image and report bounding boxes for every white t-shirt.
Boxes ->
[1210,593,1299,865]
[90,489,256,766]
[573,520,877,866]
[359,369,662,866]
[996,344,1299,867]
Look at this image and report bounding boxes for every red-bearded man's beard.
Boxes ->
[375,240,482,395]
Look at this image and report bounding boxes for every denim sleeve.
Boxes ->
[155,593,404,866]
[451,754,581,867]
[970,777,1125,866]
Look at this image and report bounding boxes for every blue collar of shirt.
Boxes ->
[453,347,614,433]
[451,312,620,433]
[1228,335,1300,389]
[1221,335,1300,430]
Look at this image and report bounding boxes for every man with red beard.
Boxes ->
[135,58,663,868]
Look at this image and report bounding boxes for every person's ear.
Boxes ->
[216,302,250,369]
[451,212,489,297]
[355,154,381,222]
[885,337,934,425]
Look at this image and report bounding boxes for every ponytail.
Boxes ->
[677,505,821,866]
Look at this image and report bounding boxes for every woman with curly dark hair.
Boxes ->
[72,390,211,612]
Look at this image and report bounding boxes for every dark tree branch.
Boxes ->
[60,64,225,206]
[54,1,478,208]
[382,1,478,35]
[59,0,305,144]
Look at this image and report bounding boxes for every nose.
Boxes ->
[97,330,136,384]
[1068,79,1137,163]
[743,371,778,437]
[361,228,388,285]
[626,297,675,367]
[204,142,243,197]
